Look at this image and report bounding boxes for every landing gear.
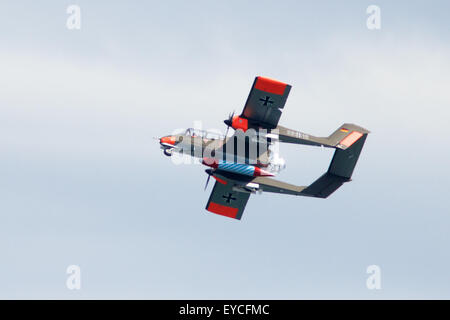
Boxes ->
[163,148,173,157]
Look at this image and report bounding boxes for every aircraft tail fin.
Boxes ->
[327,123,370,150]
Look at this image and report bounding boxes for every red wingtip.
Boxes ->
[207,202,238,219]
[254,76,288,95]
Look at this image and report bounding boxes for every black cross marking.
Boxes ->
[259,95,274,106]
[222,193,236,203]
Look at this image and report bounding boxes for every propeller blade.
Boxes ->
[224,111,235,137]
[204,173,211,190]
[204,169,214,190]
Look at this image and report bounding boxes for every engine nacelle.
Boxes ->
[231,116,249,131]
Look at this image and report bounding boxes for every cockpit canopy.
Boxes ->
[184,128,225,140]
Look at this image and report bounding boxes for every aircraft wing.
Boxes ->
[240,76,292,129]
[205,177,251,220]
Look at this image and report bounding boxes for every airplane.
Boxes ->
[159,76,370,220]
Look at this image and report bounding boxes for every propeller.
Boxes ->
[223,111,235,137]
[204,169,214,190]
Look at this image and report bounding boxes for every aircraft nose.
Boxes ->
[160,136,176,146]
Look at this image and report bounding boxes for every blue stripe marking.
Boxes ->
[218,162,255,176]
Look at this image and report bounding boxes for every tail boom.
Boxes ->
[277,123,370,150]
[251,127,369,198]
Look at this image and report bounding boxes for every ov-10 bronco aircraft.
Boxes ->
[159,76,370,220]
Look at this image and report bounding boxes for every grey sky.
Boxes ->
[1,1,449,298]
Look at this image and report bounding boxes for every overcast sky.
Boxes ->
[1,0,450,299]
